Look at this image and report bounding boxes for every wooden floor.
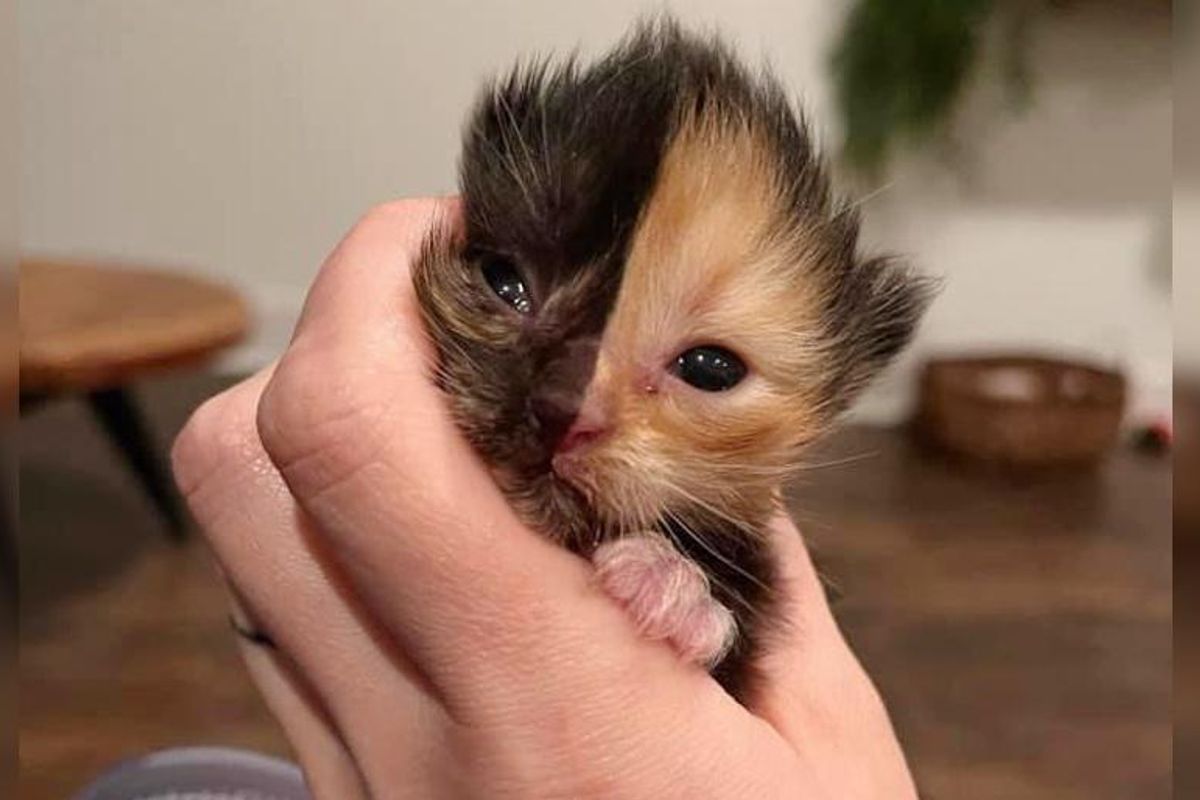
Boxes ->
[19,373,1172,799]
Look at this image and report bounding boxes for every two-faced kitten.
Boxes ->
[414,21,929,703]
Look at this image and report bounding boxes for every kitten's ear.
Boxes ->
[822,255,934,412]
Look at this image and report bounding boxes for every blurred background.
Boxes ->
[16,2,1176,798]
[4,0,22,797]
[1175,5,1198,798]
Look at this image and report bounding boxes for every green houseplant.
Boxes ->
[831,0,1040,176]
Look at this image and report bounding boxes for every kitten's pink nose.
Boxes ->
[556,422,605,455]
[532,394,608,457]
[552,419,606,482]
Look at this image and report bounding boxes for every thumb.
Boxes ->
[751,515,918,797]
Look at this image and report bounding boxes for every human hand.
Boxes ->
[172,198,918,799]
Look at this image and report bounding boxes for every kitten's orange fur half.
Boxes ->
[566,110,832,534]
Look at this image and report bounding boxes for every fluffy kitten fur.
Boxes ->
[413,20,929,702]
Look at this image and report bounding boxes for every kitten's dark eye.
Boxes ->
[671,346,747,392]
[480,256,533,314]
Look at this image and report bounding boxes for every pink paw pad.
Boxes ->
[592,536,736,667]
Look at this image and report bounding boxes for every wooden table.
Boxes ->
[792,427,1171,799]
[20,259,249,538]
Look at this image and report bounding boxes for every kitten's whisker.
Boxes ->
[652,474,759,538]
[834,181,895,219]
[659,514,750,609]
[703,448,879,475]
[667,510,768,604]
[794,450,880,472]
[661,512,761,612]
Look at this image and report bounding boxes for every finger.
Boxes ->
[752,515,917,797]
[229,593,368,800]
[173,368,448,789]
[254,199,641,710]
[752,514,864,713]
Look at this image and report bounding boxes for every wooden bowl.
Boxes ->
[916,355,1126,469]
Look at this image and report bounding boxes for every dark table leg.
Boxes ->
[87,386,187,542]
[0,479,13,605]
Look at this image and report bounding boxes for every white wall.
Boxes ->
[20,1,1172,422]
[1178,188,1200,380]
[1,0,17,405]
[1177,18,1200,383]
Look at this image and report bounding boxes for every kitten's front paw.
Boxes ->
[592,536,736,668]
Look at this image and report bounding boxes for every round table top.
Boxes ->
[20,259,250,395]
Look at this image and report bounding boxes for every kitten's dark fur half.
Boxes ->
[414,19,929,702]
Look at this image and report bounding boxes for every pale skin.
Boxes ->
[171,198,919,799]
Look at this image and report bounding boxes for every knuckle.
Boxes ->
[255,358,321,474]
[255,351,391,497]
[253,365,294,466]
[255,350,341,464]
